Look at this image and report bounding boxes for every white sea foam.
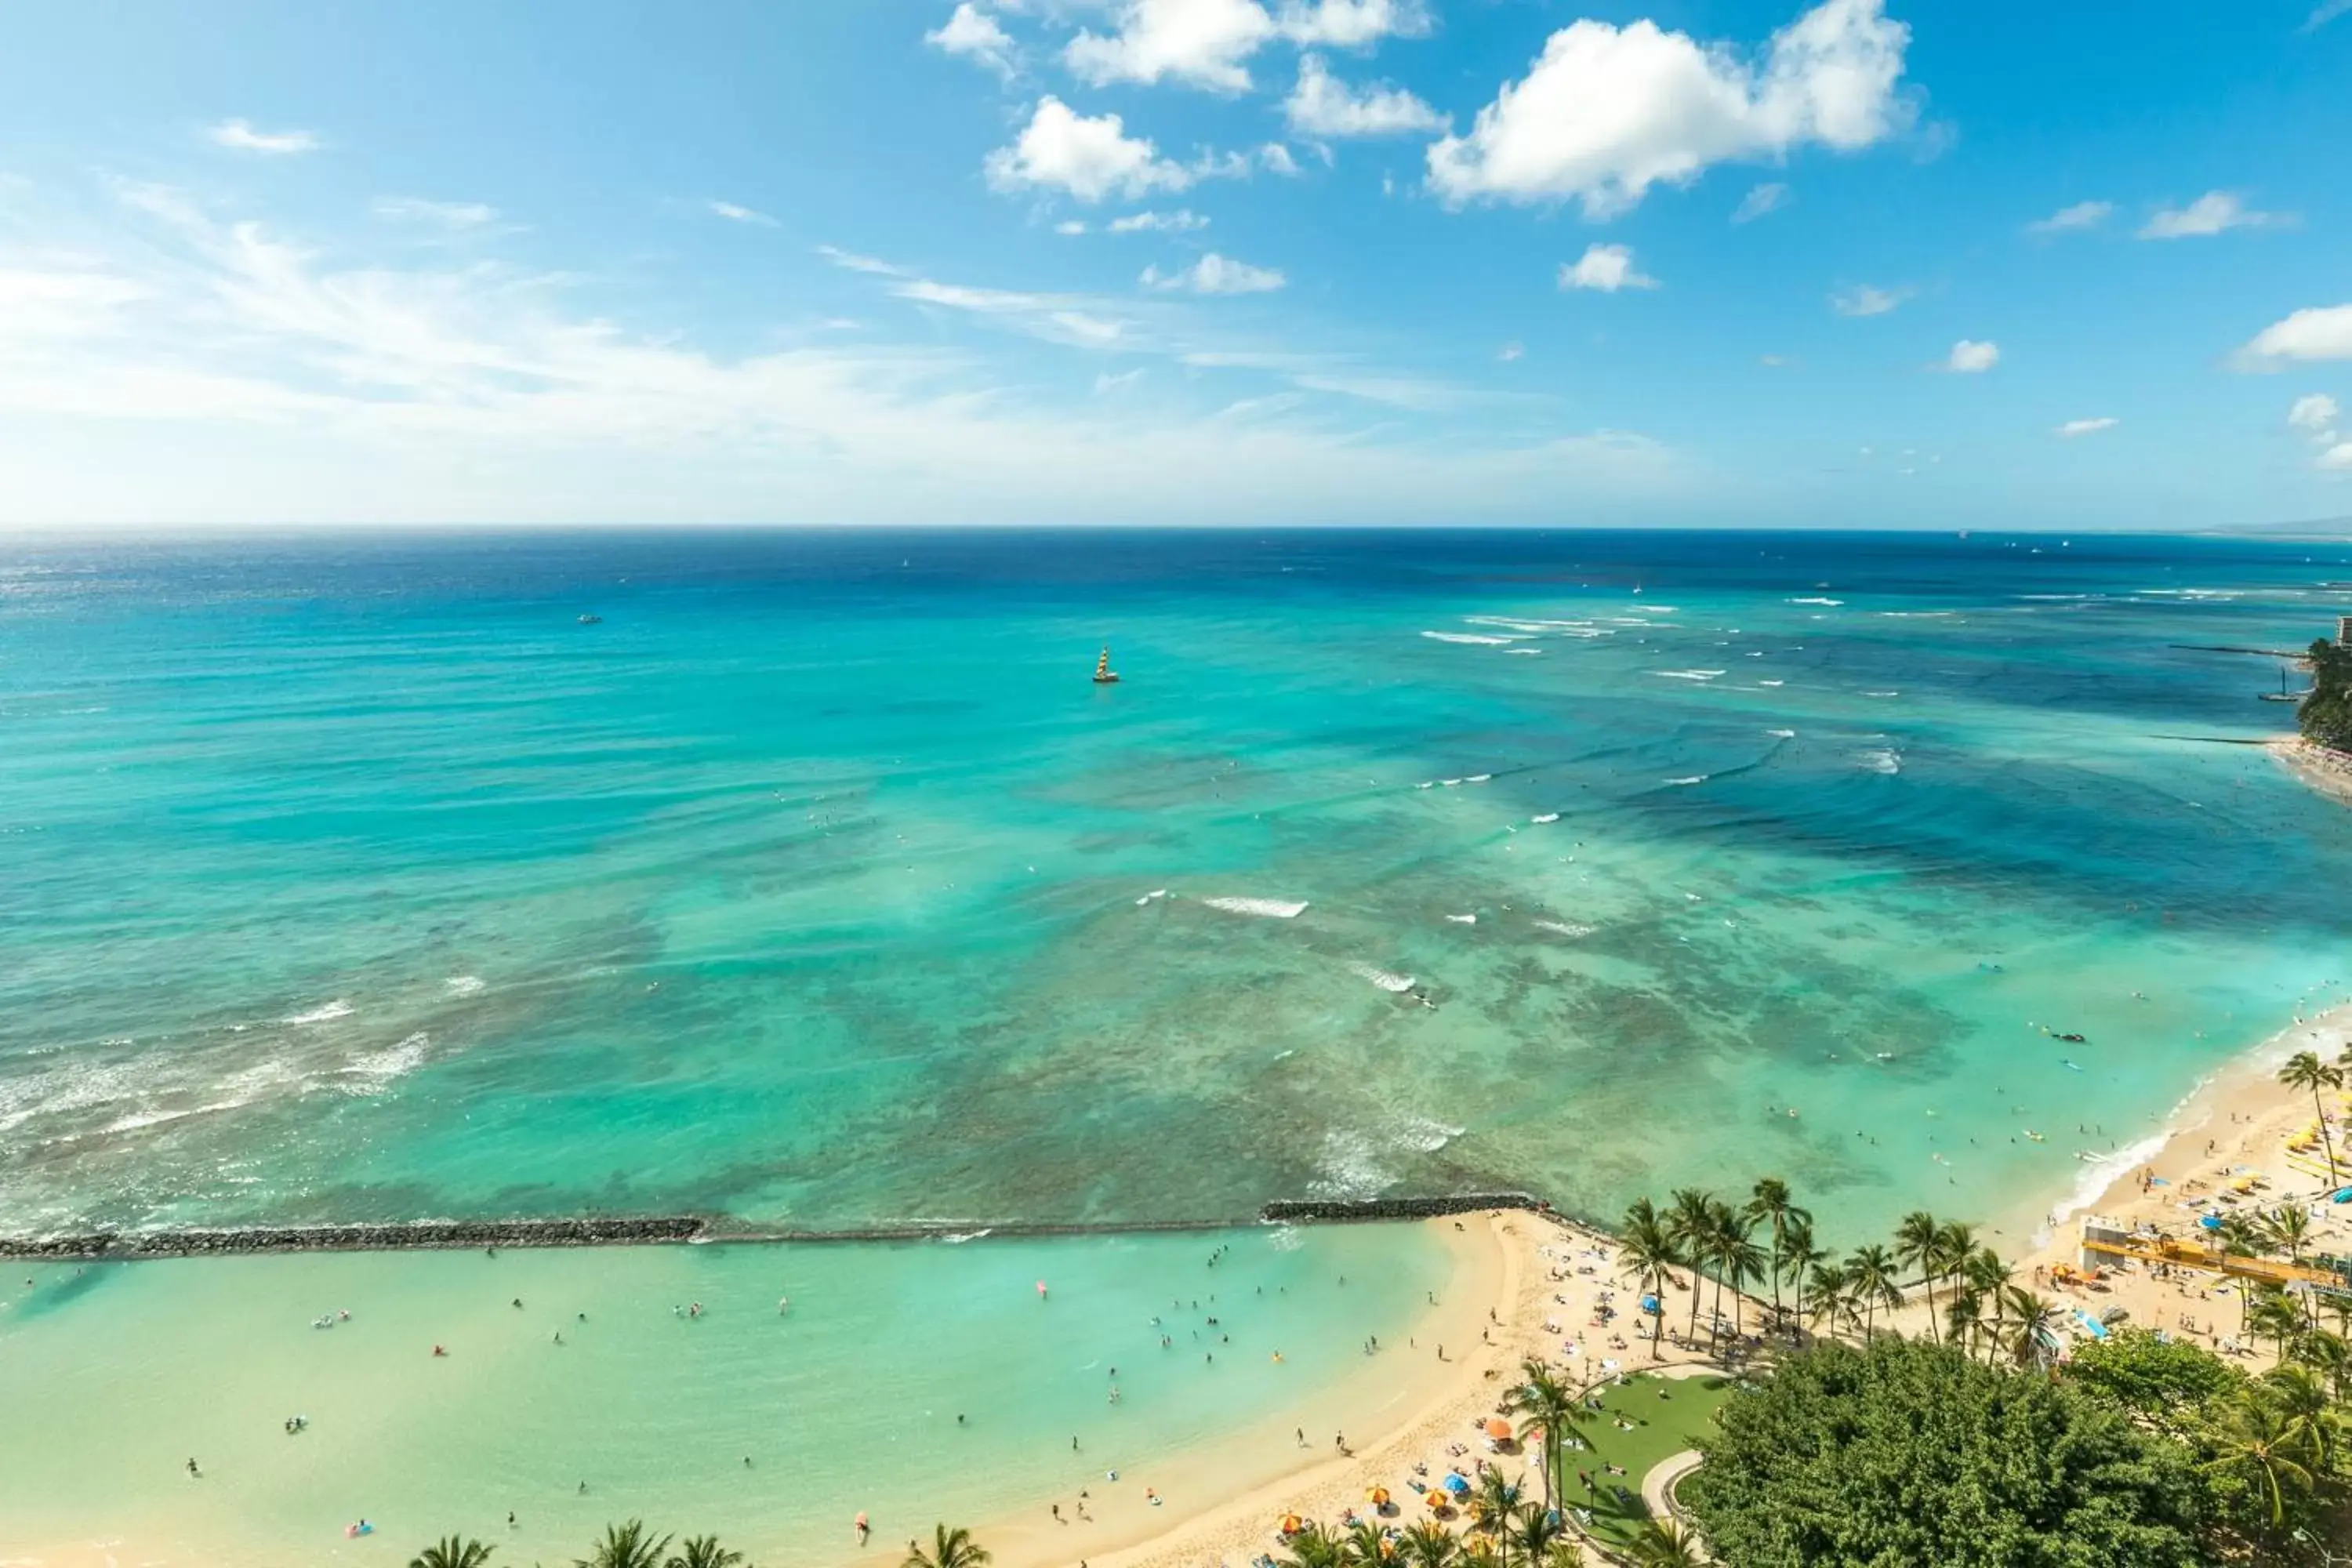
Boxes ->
[1504,648,1543,656]
[1199,896,1308,918]
[1664,775,1708,786]
[1305,1116,1465,1201]
[1759,679,1784,688]
[1787,597,1844,606]
[1629,605,1678,614]
[1465,774,1491,783]
[343,1033,430,1089]
[1653,669,1726,681]
[1857,749,1902,775]
[444,975,485,996]
[283,1000,354,1025]
[1421,631,1518,646]
[2039,1131,2172,1241]
[1864,689,1900,699]
[1347,962,1417,993]
[1444,913,1477,924]
[1765,728,1796,739]
[1530,812,1560,824]
[1534,920,1596,938]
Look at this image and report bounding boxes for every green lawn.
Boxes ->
[1555,1369,1735,1551]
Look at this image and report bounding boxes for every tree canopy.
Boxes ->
[2300,637,2352,752]
[1679,1336,2205,1568]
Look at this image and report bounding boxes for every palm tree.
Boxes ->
[2204,1388,2319,1531]
[1802,1261,1853,1339]
[1775,1221,1828,1341]
[578,1523,672,1568]
[1929,1221,1976,1341]
[1664,1189,1718,1342]
[2264,1364,2345,1474]
[1280,1523,1348,1568]
[1504,1502,1563,1568]
[2218,1215,2266,1335]
[1397,1522,1458,1568]
[1471,1469,1523,1565]
[2000,1287,2063,1369]
[1711,1215,1767,1340]
[1617,1200,1679,1361]
[1627,1520,1705,1567]
[2264,1203,2314,1263]
[1504,1359,1584,1508]
[1893,1211,1942,1341]
[412,1541,495,1568]
[1845,1245,1904,1341]
[2250,1290,2307,1363]
[1943,1283,1984,1356]
[1343,1519,1391,1566]
[1961,1247,2013,1362]
[1741,1177,1810,1323]
[2280,1051,2343,1186]
[666,1540,745,1568]
[903,1526,989,1568]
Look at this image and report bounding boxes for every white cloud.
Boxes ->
[1730,182,1788,223]
[1109,209,1210,233]
[207,119,320,155]
[2138,191,2283,240]
[706,201,779,227]
[1498,342,1524,362]
[2321,442,2352,472]
[1066,0,1277,92]
[1558,243,1658,292]
[2055,416,2117,437]
[1424,0,1913,216]
[1259,142,1302,176]
[1829,282,1907,317]
[928,3,1020,78]
[815,245,908,277]
[2026,199,2111,234]
[2238,305,2352,368]
[2289,394,2339,434]
[1277,0,1432,47]
[0,187,1686,527]
[374,198,500,229]
[2307,0,2352,31]
[1142,252,1287,294]
[985,97,1203,201]
[1945,339,1998,373]
[1094,367,1147,394]
[1054,220,1088,235]
[1285,54,1445,136]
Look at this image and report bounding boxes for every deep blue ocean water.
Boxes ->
[8,528,2352,1247]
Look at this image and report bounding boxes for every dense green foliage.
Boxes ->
[1682,1336,2206,1567]
[2301,637,2352,751]
[2067,1327,2246,1440]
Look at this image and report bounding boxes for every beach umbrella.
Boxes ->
[1280,1515,1302,1535]
[1484,1418,1513,1441]
[1368,1487,1390,1506]
[1424,1493,1446,1508]
[1444,1473,1472,1495]
[2198,1214,2224,1231]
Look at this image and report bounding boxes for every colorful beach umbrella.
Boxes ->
[1484,1418,1512,1440]
[1444,1473,1472,1495]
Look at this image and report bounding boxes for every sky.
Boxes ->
[1,0,2349,530]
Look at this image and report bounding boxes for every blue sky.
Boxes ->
[1,0,2348,528]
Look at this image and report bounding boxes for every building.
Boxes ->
[2338,615,2352,644]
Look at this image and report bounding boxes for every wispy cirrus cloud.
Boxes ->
[207,119,320,155]
[374,198,500,229]
[707,200,779,227]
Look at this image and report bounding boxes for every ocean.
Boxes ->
[5,528,2352,1246]
[8,527,2352,1563]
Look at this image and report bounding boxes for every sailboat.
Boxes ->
[1091,646,1121,684]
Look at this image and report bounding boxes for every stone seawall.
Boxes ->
[0,1194,1557,1261]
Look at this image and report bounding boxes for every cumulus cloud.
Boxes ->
[374,198,500,228]
[1066,0,1278,91]
[1558,243,1657,292]
[2138,191,2284,240]
[1278,0,1432,47]
[1142,252,1287,293]
[2289,393,2339,434]
[1260,141,1302,176]
[1424,0,1914,216]
[1109,209,1210,233]
[1285,54,1445,136]
[2056,416,2117,437]
[2322,443,2352,472]
[1730,182,1788,223]
[1054,220,1089,234]
[1498,342,1524,361]
[1944,339,1998,373]
[2027,199,2111,234]
[208,119,319,155]
[1829,283,1907,317]
[985,98,1210,201]
[2238,305,2352,368]
[928,3,1020,78]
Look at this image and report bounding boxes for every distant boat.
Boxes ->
[578,614,603,625]
[1091,646,1120,684]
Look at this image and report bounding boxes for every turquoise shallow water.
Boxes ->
[0,1222,1450,1564]
[5,529,2352,1248]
